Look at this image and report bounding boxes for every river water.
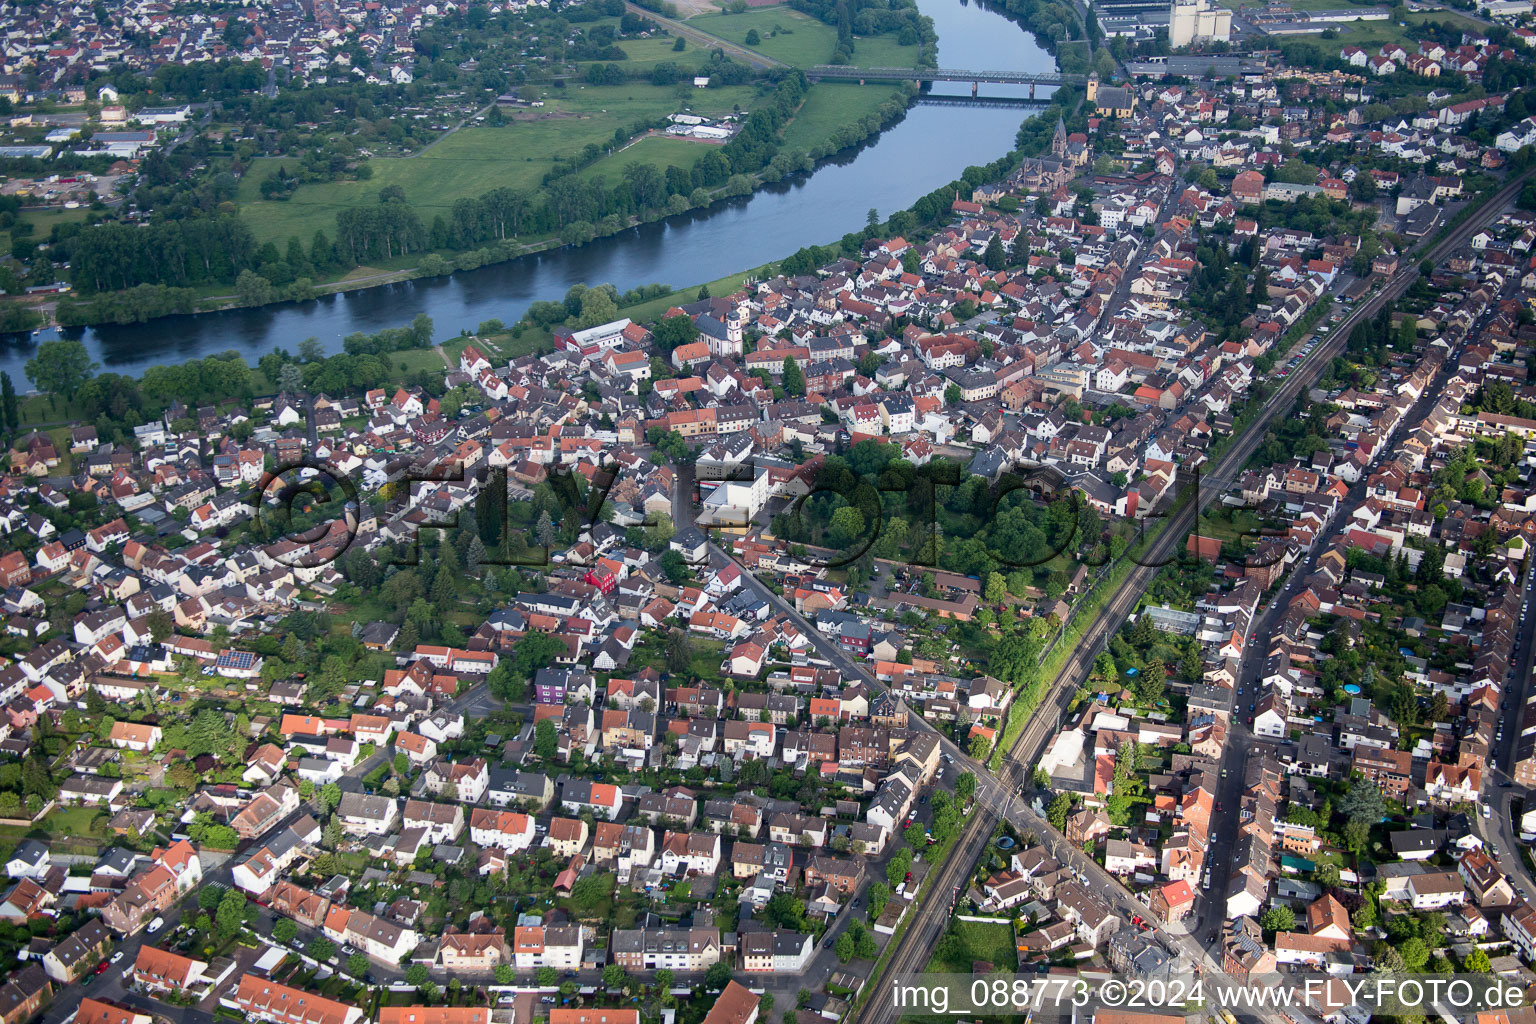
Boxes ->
[0,0,1056,383]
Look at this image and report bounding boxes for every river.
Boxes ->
[0,0,1056,383]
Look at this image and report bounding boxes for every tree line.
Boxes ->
[64,215,258,293]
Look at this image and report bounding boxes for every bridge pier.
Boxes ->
[971,80,978,96]
[1030,82,1035,98]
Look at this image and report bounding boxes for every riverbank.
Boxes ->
[44,76,921,330]
[40,0,940,329]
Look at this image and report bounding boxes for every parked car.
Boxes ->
[147,917,165,934]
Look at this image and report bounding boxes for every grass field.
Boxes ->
[579,135,715,185]
[0,205,93,253]
[611,33,710,69]
[686,5,921,68]
[238,82,761,245]
[687,7,841,64]
[782,81,905,150]
[925,920,1019,974]
[1212,0,1486,48]
[1325,9,1485,47]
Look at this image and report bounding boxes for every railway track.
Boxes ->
[853,168,1535,1024]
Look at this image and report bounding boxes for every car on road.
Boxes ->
[147,917,165,934]
[1482,803,1493,818]
[109,951,124,964]
[1502,780,1514,787]
[94,960,111,975]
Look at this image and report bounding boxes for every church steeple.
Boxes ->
[1051,115,1068,157]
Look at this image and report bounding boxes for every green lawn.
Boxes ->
[782,82,905,151]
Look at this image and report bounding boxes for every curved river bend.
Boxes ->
[0,0,1055,382]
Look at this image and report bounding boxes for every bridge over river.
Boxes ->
[807,64,1087,95]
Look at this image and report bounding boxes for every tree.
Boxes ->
[1464,948,1492,972]
[1398,937,1429,972]
[666,629,694,674]
[536,510,557,550]
[745,28,761,44]
[1374,945,1406,974]
[494,964,515,985]
[782,356,804,397]
[703,961,732,991]
[277,362,304,394]
[602,963,627,989]
[969,733,992,760]
[534,718,559,761]
[829,506,866,548]
[537,967,559,987]
[886,846,913,887]
[273,918,298,944]
[956,772,977,804]
[1260,905,1295,932]
[1342,818,1371,857]
[406,964,430,987]
[1047,791,1072,832]
[653,314,698,355]
[25,339,97,404]
[1339,777,1387,826]
[945,383,962,405]
[834,932,854,962]
[347,953,369,976]
[658,549,689,583]
[235,269,275,306]
[319,782,341,813]
[215,889,249,944]
[0,371,16,432]
[983,234,1005,271]
[868,880,891,917]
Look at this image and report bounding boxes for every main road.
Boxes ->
[850,167,1536,1024]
